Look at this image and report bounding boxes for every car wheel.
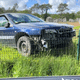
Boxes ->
[17,36,31,56]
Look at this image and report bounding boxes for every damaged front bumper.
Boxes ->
[30,30,76,49]
[41,30,76,48]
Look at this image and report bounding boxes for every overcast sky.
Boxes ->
[0,0,80,14]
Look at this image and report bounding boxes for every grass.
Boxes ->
[12,55,79,77]
[0,46,21,61]
[74,26,80,30]
[0,46,80,78]
[72,26,80,43]
[0,26,80,78]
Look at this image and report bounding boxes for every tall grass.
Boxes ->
[0,26,80,78]
[0,42,80,78]
[12,54,80,77]
[0,45,21,78]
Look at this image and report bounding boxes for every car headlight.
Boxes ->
[45,29,57,33]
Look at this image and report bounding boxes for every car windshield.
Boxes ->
[7,13,44,24]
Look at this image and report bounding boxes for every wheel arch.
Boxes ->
[15,32,29,46]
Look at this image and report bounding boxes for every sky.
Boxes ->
[0,0,80,14]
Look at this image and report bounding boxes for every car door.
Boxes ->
[0,15,16,47]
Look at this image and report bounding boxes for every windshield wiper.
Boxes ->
[15,21,28,24]
[30,21,41,22]
[16,21,41,24]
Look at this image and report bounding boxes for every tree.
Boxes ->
[57,3,69,14]
[39,4,45,15]
[30,3,40,14]
[76,11,80,18]
[0,7,5,14]
[32,13,41,18]
[70,13,76,19]
[18,10,31,14]
[6,7,11,13]
[12,3,18,12]
[65,12,70,21]
[40,4,52,14]
[30,3,52,20]
[50,14,60,19]
[39,4,52,21]
[57,3,69,18]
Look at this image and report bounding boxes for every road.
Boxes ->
[0,76,80,80]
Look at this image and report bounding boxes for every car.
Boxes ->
[0,13,75,56]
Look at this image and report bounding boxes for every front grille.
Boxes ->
[59,28,72,33]
[57,27,73,38]
[55,33,71,38]
[41,28,73,40]
[41,30,55,40]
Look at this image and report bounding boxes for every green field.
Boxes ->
[0,26,80,78]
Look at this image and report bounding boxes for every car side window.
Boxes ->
[0,16,8,27]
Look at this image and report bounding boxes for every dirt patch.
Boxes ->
[59,22,80,27]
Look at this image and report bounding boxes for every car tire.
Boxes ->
[17,36,32,56]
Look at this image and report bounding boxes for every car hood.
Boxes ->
[16,22,74,30]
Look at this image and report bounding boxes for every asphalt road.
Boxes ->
[0,76,80,80]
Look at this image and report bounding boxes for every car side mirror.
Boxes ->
[4,22,10,28]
